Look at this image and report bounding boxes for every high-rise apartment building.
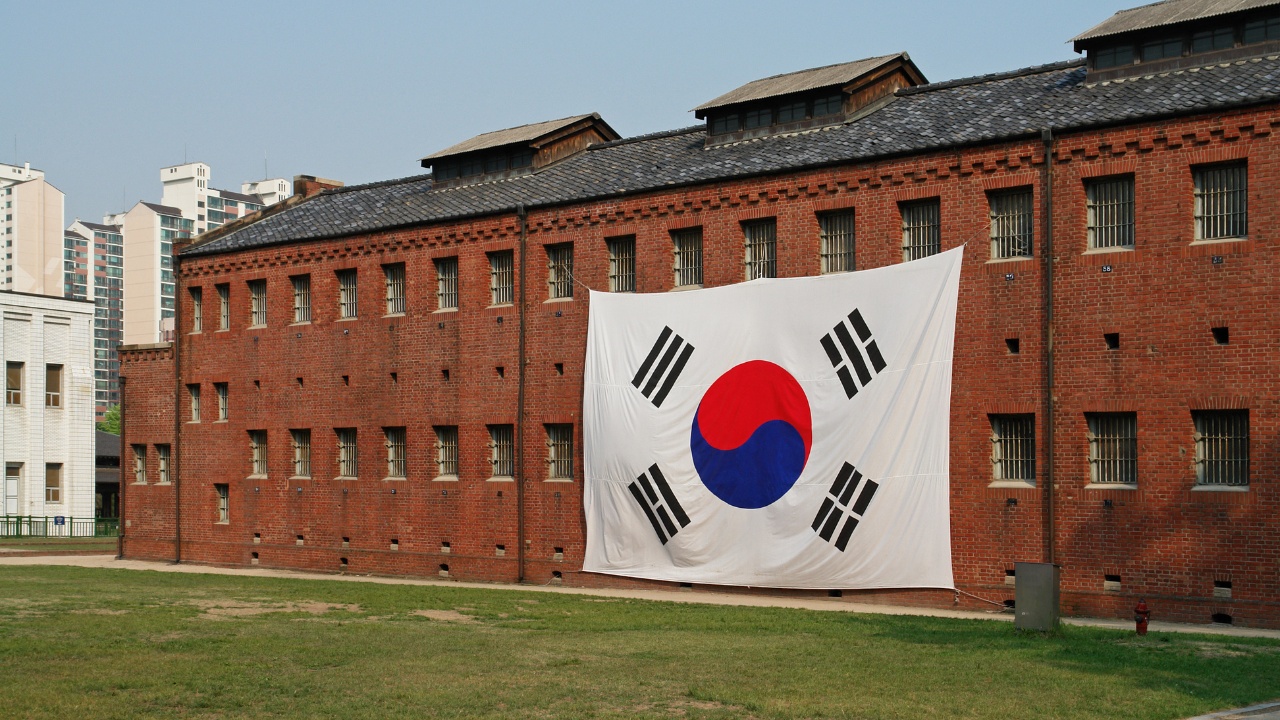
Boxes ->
[159,162,289,235]
[121,202,191,345]
[68,220,123,417]
[1,162,66,297]
[62,230,90,300]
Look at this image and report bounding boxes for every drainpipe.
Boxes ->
[117,376,126,560]
[172,249,183,565]
[515,204,528,584]
[1040,127,1056,566]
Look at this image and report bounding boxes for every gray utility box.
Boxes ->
[1014,562,1061,631]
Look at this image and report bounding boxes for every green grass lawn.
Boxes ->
[0,536,117,553]
[0,566,1276,719]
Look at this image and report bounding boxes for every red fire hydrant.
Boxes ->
[1134,599,1151,636]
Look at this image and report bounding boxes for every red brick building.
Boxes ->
[120,0,1280,627]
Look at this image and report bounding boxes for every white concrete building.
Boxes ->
[159,162,290,235]
[1,162,66,297]
[0,290,95,527]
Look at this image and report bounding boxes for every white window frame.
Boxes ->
[990,414,1035,486]
[546,424,573,481]
[1086,175,1135,250]
[337,269,358,319]
[607,236,636,293]
[248,279,267,327]
[291,429,312,478]
[434,258,458,311]
[743,219,777,280]
[292,275,312,323]
[988,188,1034,259]
[488,424,514,479]
[1193,410,1249,487]
[336,428,358,478]
[546,244,574,300]
[489,251,514,305]
[901,199,941,261]
[249,431,267,477]
[385,427,407,478]
[217,284,230,331]
[385,262,407,315]
[672,228,703,288]
[818,211,855,274]
[435,426,458,479]
[1087,412,1138,486]
[1193,162,1248,241]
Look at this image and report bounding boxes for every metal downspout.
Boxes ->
[117,377,126,560]
[1041,127,1056,566]
[515,204,528,584]
[172,251,183,565]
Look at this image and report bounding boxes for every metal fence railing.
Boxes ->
[0,516,119,538]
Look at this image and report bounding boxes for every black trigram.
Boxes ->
[628,464,691,545]
[812,463,878,552]
[632,326,694,408]
[820,309,886,399]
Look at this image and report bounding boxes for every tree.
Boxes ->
[97,405,121,435]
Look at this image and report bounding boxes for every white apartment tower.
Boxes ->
[1,162,67,297]
[160,162,290,235]
[68,220,123,417]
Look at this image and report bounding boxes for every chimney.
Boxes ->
[293,175,343,198]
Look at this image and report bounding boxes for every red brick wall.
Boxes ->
[118,344,176,562]
[121,105,1280,627]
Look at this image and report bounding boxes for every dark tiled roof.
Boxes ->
[694,54,907,112]
[78,221,121,233]
[96,430,120,459]
[64,230,88,240]
[213,188,260,204]
[1073,0,1280,43]
[140,201,183,217]
[188,54,1280,257]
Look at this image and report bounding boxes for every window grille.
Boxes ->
[337,269,358,318]
[989,188,1034,259]
[743,219,777,280]
[432,258,456,311]
[489,424,514,478]
[190,287,202,332]
[489,251,514,305]
[384,427,407,478]
[607,236,636,293]
[991,414,1035,483]
[292,275,311,323]
[133,444,147,484]
[215,383,228,420]
[435,426,458,478]
[6,362,21,405]
[546,424,573,480]
[547,244,574,299]
[291,429,311,478]
[901,199,941,261]
[249,280,267,326]
[188,384,200,421]
[380,263,407,315]
[45,365,62,407]
[252,427,270,474]
[215,484,229,523]
[336,428,358,477]
[1086,176,1135,249]
[1087,413,1137,485]
[1194,410,1249,486]
[217,284,230,330]
[153,444,170,484]
[672,228,703,287]
[819,211,855,274]
[44,464,61,503]
[1194,163,1247,240]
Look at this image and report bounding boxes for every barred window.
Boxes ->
[435,258,457,310]
[217,283,230,330]
[991,414,1035,484]
[336,428,358,478]
[489,424,514,478]
[5,362,19,405]
[215,484,229,523]
[385,427,407,478]
[546,424,573,480]
[291,429,311,478]
[1087,413,1137,485]
[156,444,171,484]
[989,188,1033,259]
[45,464,61,503]
[435,426,458,478]
[743,219,777,280]
[215,383,228,420]
[1194,163,1247,240]
[249,430,267,476]
[190,287,203,332]
[1194,410,1248,487]
[248,280,267,326]
[385,263,407,315]
[1086,175,1134,249]
[819,211,855,274]
[901,199,941,261]
[132,445,146,484]
[489,251,514,305]
[45,365,62,407]
[547,244,574,299]
[188,384,200,422]
[672,228,703,288]
[337,269,358,319]
[292,275,311,323]
[607,236,636,292]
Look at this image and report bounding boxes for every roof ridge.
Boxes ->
[589,125,704,150]
[897,58,1086,96]
[324,172,434,195]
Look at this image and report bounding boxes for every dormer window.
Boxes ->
[421,114,619,188]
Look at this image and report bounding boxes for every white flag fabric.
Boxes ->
[582,247,963,589]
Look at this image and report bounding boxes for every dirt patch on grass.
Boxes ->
[69,608,127,615]
[412,609,479,624]
[190,598,360,620]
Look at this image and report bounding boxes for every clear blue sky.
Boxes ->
[5,0,1134,224]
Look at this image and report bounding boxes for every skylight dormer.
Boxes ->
[1074,0,1280,81]
[694,53,926,147]
[420,114,621,187]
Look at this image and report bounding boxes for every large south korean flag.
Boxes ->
[583,247,962,589]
